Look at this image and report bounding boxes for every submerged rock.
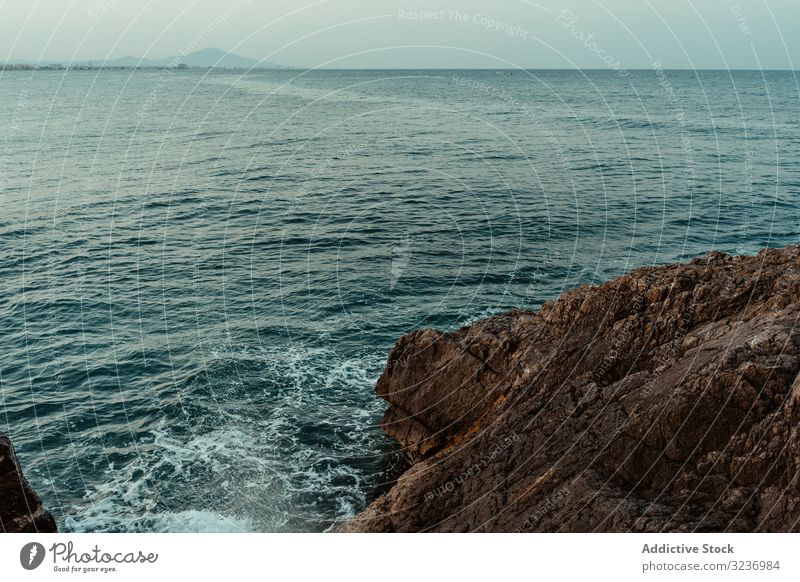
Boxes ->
[0,434,57,532]
[344,246,800,532]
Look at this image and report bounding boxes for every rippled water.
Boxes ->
[1,69,798,532]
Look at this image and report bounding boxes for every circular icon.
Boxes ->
[20,542,46,570]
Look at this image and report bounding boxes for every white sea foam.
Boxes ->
[62,345,387,532]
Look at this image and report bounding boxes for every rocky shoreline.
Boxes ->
[343,247,800,532]
[4,247,800,533]
[0,434,57,532]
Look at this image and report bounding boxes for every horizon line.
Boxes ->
[3,64,800,72]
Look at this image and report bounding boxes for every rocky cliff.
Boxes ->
[344,246,800,532]
[0,434,57,533]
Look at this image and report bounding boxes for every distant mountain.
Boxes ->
[102,48,284,68]
[101,48,284,69]
[4,48,287,69]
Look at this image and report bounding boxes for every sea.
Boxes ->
[1,68,798,532]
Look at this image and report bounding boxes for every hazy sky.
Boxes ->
[2,0,799,69]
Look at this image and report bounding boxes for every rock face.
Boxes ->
[0,434,57,533]
[344,247,800,532]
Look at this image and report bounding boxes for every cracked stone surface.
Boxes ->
[342,247,800,532]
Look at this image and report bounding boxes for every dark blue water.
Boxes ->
[1,69,798,531]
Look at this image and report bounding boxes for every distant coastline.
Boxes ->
[0,63,286,71]
[1,47,291,71]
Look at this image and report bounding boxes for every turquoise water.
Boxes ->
[1,69,798,531]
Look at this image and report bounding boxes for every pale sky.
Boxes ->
[1,0,799,69]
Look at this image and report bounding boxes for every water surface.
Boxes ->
[0,69,798,531]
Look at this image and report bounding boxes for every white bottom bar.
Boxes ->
[1,534,797,581]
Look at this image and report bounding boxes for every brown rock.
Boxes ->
[0,434,57,533]
[343,246,800,532]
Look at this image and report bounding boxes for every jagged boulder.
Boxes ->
[344,247,800,532]
[0,434,57,533]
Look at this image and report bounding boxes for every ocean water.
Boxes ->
[1,69,798,532]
